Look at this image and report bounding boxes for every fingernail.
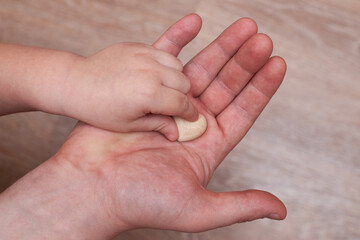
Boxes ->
[166,132,177,142]
[190,109,199,122]
[267,213,281,220]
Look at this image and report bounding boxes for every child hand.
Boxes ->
[62,43,198,141]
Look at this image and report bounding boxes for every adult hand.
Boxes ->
[62,13,287,231]
[0,14,287,239]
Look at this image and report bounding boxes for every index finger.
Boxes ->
[153,14,202,56]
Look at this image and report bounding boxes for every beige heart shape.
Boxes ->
[174,114,207,142]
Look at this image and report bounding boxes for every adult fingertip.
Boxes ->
[267,210,287,220]
[238,189,287,221]
[272,56,287,74]
[239,17,258,34]
[183,13,203,29]
[269,56,288,82]
[266,198,287,220]
[187,13,201,19]
[265,193,287,220]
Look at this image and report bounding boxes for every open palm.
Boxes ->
[56,14,287,233]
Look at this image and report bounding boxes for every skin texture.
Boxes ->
[0,43,198,141]
[0,14,287,239]
[0,44,79,114]
[64,43,199,141]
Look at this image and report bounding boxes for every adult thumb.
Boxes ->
[176,189,287,232]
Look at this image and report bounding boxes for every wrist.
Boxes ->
[26,51,84,116]
[0,155,129,239]
[0,44,84,115]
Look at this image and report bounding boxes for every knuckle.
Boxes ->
[133,51,150,61]
[172,71,190,93]
[182,75,191,93]
[179,95,191,112]
[173,57,184,71]
[143,84,159,100]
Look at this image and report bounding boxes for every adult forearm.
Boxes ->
[0,156,127,239]
[0,43,81,116]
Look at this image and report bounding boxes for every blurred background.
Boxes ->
[0,0,359,239]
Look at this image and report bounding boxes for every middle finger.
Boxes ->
[199,33,273,115]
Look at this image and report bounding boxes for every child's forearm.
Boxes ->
[0,43,81,116]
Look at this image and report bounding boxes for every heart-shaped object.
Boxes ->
[173,114,207,142]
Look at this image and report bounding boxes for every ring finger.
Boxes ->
[199,33,273,116]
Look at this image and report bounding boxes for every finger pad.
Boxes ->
[236,33,274,73]
[251,56,287,97]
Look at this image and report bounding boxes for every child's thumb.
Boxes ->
[131,115,179,141]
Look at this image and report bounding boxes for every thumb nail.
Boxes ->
[267,213,281,220]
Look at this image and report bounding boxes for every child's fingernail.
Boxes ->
[166,133,177,141]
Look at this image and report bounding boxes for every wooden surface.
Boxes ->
[1,0,359,239]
